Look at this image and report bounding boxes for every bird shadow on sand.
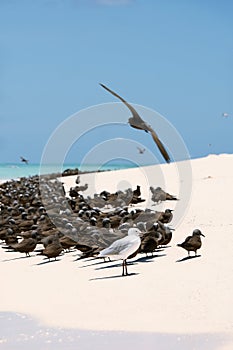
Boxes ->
[2,255,34,262]
[89,272,139,281]
[176,255,201,263]
[136,254,166,262]
[78,259,110,268]
[83,254,166,270]
[94,261,128,271]
[34,258,62,266]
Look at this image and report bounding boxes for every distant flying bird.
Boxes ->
[20,156,29,164]
[100,83,170,163]
[222,112,230,118]
[137,147,145,154]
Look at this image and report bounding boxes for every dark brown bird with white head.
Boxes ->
[100,83,170,163]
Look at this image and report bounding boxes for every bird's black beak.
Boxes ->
[201,233,205,237]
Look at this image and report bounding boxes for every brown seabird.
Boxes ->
[139,230,162,256]
[158,209,173,223]
[7,235,38,257]
[177,229,205,256]
[39,240,63,261]
[100,83,170,163]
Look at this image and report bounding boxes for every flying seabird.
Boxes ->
[100,83,170,163]
[20,156,29,164]
[98,227,142,276]
[177,229,205,256]
[137,147,145,154]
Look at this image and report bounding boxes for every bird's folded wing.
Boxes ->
[11,240,26,249]
[99,237,137,256]
[182,235,192,244]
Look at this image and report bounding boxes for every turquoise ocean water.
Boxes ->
[0,163,138,181]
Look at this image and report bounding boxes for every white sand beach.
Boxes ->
[1,154,233,349]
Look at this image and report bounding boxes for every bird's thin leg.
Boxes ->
[122,260,126,276]
[125,260,128,275]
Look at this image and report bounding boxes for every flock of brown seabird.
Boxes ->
[0,172,205,276]
[0,84,205,275]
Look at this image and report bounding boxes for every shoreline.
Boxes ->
[0,152,231,183]
[0,162,143,182]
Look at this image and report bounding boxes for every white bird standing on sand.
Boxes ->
[98,228,142,276]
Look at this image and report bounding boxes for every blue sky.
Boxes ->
[0,0,232,165]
